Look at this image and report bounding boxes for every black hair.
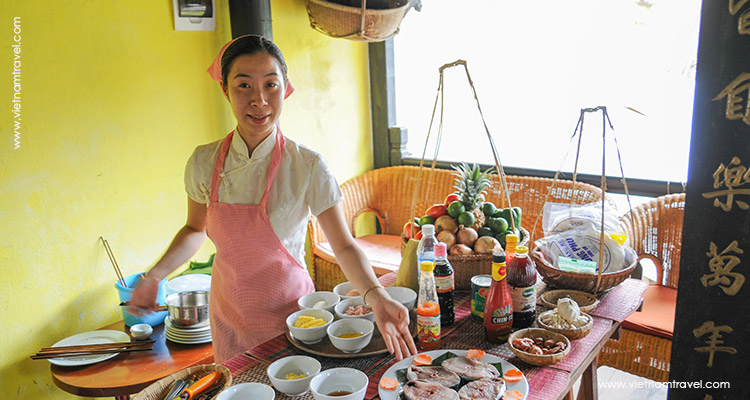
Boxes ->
[220,35,288,86]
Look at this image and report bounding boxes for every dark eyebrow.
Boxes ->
[232,72,279,80]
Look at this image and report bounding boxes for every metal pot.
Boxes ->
[164,290,210,328]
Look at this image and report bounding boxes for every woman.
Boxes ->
[130,35,417,363]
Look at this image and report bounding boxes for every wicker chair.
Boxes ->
[598,193,685,382]
[306,165,603,291]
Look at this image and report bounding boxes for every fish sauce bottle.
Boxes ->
[484,251,514,343]
[507,245,538,329]
[416,224,437,280]
[416,260,441,350]
[433,242,455,326]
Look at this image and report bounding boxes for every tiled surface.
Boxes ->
[572,366,668,399]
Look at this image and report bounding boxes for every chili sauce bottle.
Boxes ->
[416,260,441,350]
[484,251,514,343]
[507,245,538,329]
[433,242,455,326]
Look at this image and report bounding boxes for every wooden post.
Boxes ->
[669,0,750,398]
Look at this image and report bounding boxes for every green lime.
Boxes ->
[488,217,509,233]
[481,202,497,217]
[447,201,466,218]
[419,215,435,226]
[477,226,494,237]
[457,211,475,227]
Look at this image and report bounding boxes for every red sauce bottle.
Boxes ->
[484,251,514,343]
[507,245,538,329]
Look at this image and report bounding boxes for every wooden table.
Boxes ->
[51,320,214,399]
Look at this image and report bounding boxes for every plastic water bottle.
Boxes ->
[416,224,436,280]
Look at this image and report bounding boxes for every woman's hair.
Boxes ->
[220,35,288,86]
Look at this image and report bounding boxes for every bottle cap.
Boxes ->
[492,251,506,263]
[516,246,529,255]
[435,242,447,257]
[505,233,519,245]
[420,260,435,271]
[421,224,435,235]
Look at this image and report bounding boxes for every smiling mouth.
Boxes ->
[249,114,270,120]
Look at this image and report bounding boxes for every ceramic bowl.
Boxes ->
[384,286,417,310]
[298,291,341,315]
[215,382,275,400]
[334,297,375,322]
[309,367,368,400]
[129,324,153,340]
[327,318,374,354]
[333,281,361,299]
[286,309,334,345]
[267,355,321,396]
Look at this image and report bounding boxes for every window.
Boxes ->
[383,0,701,209]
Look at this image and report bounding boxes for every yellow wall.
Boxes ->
[0,0,372,398]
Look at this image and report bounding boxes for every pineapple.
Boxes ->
[451,162,493,231]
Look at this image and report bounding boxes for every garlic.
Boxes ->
[556,297,581,323]
[573,315,589,328]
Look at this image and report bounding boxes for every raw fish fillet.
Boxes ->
[406,365,461,388]
[442,356,501,381]
[458,377,506,400]
[403,380,459,400]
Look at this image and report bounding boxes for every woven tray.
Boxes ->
[508,328,570,366]
[532,246,637,294]
[132,364,231,400]
[306,0,411,41]
[536,309,593,340]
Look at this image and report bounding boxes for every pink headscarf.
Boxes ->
[207,34,294,99]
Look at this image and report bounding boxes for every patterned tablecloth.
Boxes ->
[222,278,648,400]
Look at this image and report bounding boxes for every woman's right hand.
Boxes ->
[128,274,161,316]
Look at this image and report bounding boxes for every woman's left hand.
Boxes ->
[369,291,418,360]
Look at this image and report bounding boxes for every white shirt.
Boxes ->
[184,127,343,267]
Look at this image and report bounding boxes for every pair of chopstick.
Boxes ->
[100,236,127,288]
[31,339,154,360]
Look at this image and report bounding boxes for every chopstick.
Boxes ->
[32,340,154,359]
[100,236,127,288]
[39,339,154,353]
[31,347,153,360]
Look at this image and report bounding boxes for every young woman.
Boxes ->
[129,35,417,363]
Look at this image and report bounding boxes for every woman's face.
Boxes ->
[222,52,286,141]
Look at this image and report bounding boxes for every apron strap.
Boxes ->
[260,127,285,208]
[209,131,235,204]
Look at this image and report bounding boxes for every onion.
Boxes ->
[450,243,474,256]
[456,226,478,248]
[474,236,501,254]
[435,215,458,234]
[436,230,456,249]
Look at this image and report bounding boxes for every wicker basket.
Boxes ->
[132,364,232,400]
[508,328,570,366]
[532,246,637,293]
[306,0,412,42]
[540,289,600,313]
[537,309,593,340]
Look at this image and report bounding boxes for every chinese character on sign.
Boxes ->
[693,321,737,367]
[701,241,745,295]
[712,73,750,124]
[730,0,750,34]
[701,156,750,211]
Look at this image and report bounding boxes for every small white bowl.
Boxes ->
[129,324,153,340]
[215,382,275,400]
[327,318,374,354]
[286,309,334,345]
[333,281,361,299]
[310,367,368,400]
[267,355,321,396]
[385,286,417,310]
[334,297,375,322]
[298,291,341,315]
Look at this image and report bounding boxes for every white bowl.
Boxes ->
[129,324,153,340]
[286,309,334,345]
[267,355,321,396]
[334,297,375,322]
[333,281,361,299]
[298,291,341,315]
[385,286,417,310]
[327,318,374,354]
[215,382,275,400]
[310,367,368,400]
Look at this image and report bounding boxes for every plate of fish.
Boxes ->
[378,349,528,400]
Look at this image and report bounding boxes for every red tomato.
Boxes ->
[444,193,460,207]
[402,221,420,240]
[425,204,448,219]
[414,230,423,240]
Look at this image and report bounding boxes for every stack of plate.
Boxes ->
[164,316,212,344]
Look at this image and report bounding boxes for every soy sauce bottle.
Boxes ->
[507,246,537,329]
[433,242,454,326]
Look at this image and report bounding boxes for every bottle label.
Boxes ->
[435,274,454,293]
[417,314,441,345]
[488,305,513,324]
[491,263,506,281]
[509,286,536,312]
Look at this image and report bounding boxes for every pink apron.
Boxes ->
[206,129,315,363]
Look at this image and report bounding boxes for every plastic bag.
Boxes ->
[534,225,628,273]
[542,201,625,243]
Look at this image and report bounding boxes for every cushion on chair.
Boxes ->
[620,284,677,340]
[313,234,402,276]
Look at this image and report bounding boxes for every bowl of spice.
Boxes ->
[266,355,321,396]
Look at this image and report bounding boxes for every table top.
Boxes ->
[51,320,214,397]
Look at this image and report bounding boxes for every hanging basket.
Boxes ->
[306,0,413,42]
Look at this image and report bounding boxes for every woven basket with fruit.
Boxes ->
[401,163,529,289]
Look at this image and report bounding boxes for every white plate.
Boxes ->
[47,330,131,367]
[165,330,213,340]
[378,349,529,400]
[164,316,211,332]
[165,332,213,344]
